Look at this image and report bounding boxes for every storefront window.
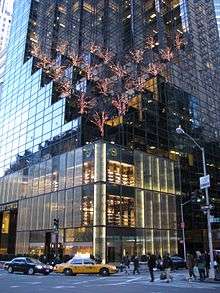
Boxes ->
[107,161,135,186]
[107,194,135,227]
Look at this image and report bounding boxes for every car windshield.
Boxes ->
[67,259,83,265]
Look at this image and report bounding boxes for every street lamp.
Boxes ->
[176,125,215,279]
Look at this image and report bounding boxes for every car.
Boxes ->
[54,257,117,276]
[171,256,186,269]
[157,256,186,270]
[5,257,53,275]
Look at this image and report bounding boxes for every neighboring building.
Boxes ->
[0,48,6,93]
[0,0,14,52]
[214,0,220,35]
[0,0,220,261]
[0,0,14,94]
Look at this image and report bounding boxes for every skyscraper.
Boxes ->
[0,0,14,52]
[214,0,220,36]
[0,0,219,261]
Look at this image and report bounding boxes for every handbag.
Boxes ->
[193,266,199,276]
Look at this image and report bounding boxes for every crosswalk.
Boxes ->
[1,269,220,291]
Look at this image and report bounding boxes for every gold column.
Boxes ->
[93,143,106,263]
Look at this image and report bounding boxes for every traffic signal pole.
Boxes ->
[180,199,191,262]
[53,218,59,258]
[176,127,215,279]
[201,147,215,279]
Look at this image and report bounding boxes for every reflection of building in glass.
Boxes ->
[214,0,220,36]
[0,0,220,260]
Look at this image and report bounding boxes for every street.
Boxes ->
[0,269,220,293]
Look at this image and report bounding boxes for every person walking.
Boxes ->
[148,254,157,282]
[133,256,140,275]
[204,251,210,278]
[196,252,206,281]
[186,253,196,280]
[162,253,173,283]
[123,253,130,275]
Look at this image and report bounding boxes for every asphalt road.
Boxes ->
[0,269,220,293]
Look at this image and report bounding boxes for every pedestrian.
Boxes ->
[162,253,173,283]
[204,251,210,278]
[196,251,206,281]
[133,256,140,275]
[148,254,157,282]
[122,253,130,275]
[186,253,196,280]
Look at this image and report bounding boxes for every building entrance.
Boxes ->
[0,202,18,254]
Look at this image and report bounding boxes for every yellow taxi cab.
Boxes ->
[54,257,117,276]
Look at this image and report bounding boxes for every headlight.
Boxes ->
[36,265,43,269]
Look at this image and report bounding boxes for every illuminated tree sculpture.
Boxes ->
[129,49,144,64]
[88,42,102,55]
[29,33,187,139]
[145,36,156,49]
[110,63,127,79]
[56,41,68,55]
[76,93,96,115]
[36,54,53,72]
[133,76,147,92]
[147,63,163,77]
[175,32,185,50]
[97,48,114,64]
[112,95,129,116]
[67,50,82,67]
[48,64,66,81]
[57,79,72,97]
[90,111,109,137]
[83,63,99,80]
[160,47,174,62]
[96,78,113,96]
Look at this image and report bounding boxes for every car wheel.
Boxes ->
[8,266,14,274]
[64,268,73,276]
[27,267,35,275]
[99,268,109,277]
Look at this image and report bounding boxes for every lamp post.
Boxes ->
[176,126,215,279]
[181,199,191,262]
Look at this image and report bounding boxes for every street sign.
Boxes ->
[200,175,210,189]
[210,217,220,223]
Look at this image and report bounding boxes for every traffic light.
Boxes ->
[191,190,205,204]
[53,218,59,231]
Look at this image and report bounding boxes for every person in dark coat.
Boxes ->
[162,253,173,283]
[122,253,130,275]
[196,252,206,281]
[186,253,196,280]
[148,254,157,282]
[133,256,140,275]
[204,251,210,278]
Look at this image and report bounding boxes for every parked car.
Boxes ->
[54,257,117,276]
[4,257,53,275]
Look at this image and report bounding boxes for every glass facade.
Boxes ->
[1,142,178,262]
[0,0,220,260]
